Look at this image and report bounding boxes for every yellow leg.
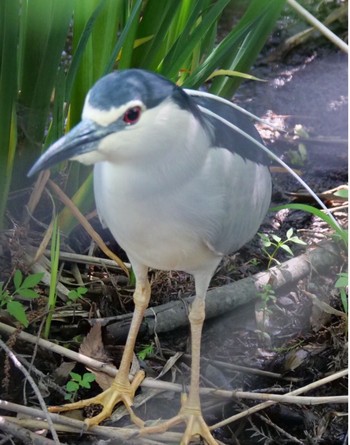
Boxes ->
[49,264,150,428]
[142,290,218,445]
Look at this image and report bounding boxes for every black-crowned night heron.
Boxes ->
[29,69,271,444]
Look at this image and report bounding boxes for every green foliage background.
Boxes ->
[0,0,285,231]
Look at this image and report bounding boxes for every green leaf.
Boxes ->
[77,287,88,295]
[82,372,96,383]
[13,270,23,290]
[80,372,95,388]
[0,291,10,306]
[7,300,28,327]
[16,288,40,299]
[279,244,294,256]
[66,380,80,392]
[68,287,88,301]
[258,233,271,247]
[334,188,348,199]
[67,290,78,301]
[69,372,82,383]
[137,343,154,360]
[206,69,265,82]
[208,0,285,96]
[340,289,347,314]
[161,0,231,80]
[21,272,44,289]
[335,273,348,288]
[289,236,307,245]
[286,228,294,239]
[271,234,281,243]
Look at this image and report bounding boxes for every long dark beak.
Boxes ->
[27,119,112,177]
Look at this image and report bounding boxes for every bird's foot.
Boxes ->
[49,370,145,427]
[141,396,217,445]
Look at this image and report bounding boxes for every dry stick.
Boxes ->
[47,179,129,276]
[170,352,299,381]
[0,322,346,407]
[0,338,60,445]
[0,416,58,445]
[254,411,304,445]
[0,400,182,444]
[44,249,128,270]
[16,354,66,397]
[210,369,348,430]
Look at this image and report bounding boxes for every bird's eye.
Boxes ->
[123,106,142,125]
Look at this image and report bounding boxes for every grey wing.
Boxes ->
[192,96,272,255]
[192,95,270,165]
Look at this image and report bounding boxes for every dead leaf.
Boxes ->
[54,361,76,383]
[79,323,115,390]
[79,322,111,362]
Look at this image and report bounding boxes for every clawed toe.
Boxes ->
[141,407,217,445]
[49,371,145,428]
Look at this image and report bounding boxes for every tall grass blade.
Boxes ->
[44,217,60,339]
[0,0,19,229]
[186,0,285,93]
[273,203,348,247]
[104,0,143,74]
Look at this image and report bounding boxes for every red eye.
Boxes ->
[123,106,141,125]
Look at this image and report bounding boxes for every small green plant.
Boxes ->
[257,283,277,322]
[256,284,277,345]
[0,270,43,327]
[247,257,261,267]
[258,284,276,308]
[137,343,154,361]
[335,272,348,313]
[259,228,307,269]
[67,286,88,302]
[64,371,96,402]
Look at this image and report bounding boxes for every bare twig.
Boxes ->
[0,400,181,444]
[287,0,348,53]
[0,338,60,445]
[255,412,304,444]
[165,351,300,382]
[0,322,347,406]
[0,416,58,445]
[47,179,129,276]
[211,369,348,430]
[44,249,130,270]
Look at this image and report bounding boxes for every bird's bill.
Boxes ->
[27,119,111,177]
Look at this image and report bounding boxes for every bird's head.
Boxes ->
[28,69,203,177]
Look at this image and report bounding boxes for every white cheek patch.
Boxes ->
[82,94,144,127]
[72,148,106,165]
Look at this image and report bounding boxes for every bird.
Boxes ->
[28,69,272,445]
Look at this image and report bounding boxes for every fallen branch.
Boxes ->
[106,240,343,337]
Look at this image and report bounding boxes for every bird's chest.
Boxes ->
[93,162,207,271]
